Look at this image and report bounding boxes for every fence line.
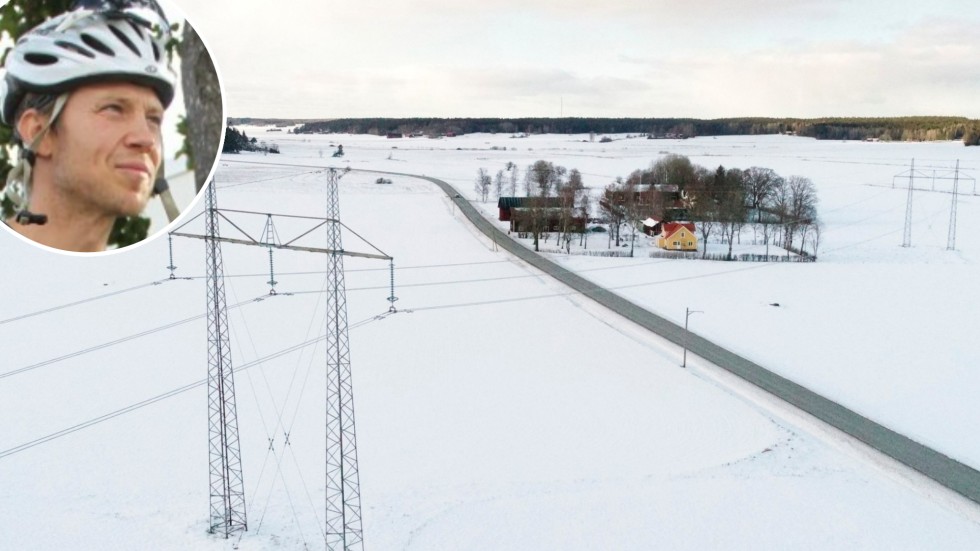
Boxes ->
[535,246,817,262]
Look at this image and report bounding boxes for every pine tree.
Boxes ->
[964,124,980,147]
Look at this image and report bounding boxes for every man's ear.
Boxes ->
[16,109,54,157]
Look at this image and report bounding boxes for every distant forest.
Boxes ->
[273,117,980,145]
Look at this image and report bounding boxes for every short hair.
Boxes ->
[12,92,60,144]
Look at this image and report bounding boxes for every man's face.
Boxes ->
[45,82,164,218]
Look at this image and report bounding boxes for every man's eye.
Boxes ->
[148,115,163,126]
[101,104,124,113]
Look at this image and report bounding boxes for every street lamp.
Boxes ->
[682,307,703,368]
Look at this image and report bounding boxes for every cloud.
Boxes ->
[393,0,842,23]
[184,1,980,118]
[625,20,980,118]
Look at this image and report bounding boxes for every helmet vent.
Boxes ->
[24,53,59,66]
[81,33,115,57]
[108,24,141,57]
[56,40,96,58]
[125,20,146,40]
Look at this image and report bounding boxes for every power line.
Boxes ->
[0,261,515,329]
[2,256,767,382]
[185,259,514,280]
[0,309,393,460]
[403,261,772,313]
[0,295,267,381]
[219,168,324,189]
[0,256,764,460]
[0,333,321,460]
[0,278,180,327]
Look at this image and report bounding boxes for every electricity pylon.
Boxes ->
[902,158,914,248]
[173,170,392,549]
[204,180,248,537]
[324,168,364,551]
[947,160,959,251]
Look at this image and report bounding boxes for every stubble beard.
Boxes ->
[53,165,152,220]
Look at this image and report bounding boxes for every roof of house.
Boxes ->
[498,196,563,209]
[662,222,695,237]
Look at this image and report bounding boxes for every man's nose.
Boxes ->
[124,117,161,150]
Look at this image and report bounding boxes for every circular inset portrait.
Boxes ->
[0,0,223,253]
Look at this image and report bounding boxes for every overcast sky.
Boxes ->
[178,0,980,119]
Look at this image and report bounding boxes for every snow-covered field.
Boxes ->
[1,131,979,549]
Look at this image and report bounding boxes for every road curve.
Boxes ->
[222,159,980,506]
[405,170,980,507]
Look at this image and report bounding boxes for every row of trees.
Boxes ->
[223,127,280,154]
[801,117,977,142]
[964,124,980,146]
[602,155,821,259]
[293,117,979,144]
[476,160,591,252]
[480,154,821,260]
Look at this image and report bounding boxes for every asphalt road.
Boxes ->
[411,172,980,507]
[221,159,980,507]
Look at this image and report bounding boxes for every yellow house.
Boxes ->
[657,222,698,251]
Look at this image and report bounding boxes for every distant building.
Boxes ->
[497,196,562,221]
[509,208,585,234]
[642,217,662,236]
[657,222,697,251]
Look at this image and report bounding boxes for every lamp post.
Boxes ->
[682,307,703,368]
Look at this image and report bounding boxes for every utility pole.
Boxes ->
[204,180,248,538]
[682,307,703,368]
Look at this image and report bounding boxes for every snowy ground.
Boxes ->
[1,132,979,549]
[254,129,980,466]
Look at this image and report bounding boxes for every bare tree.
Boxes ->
[650,154,697,191]
[687,167,718,258]
[809,221,822,259]
[474,168,491,202]
[509,165,519,196]
[493,169,505,199]
[769,176,791,254]
[520,160,567,247]
[601,179,627,247]
[743,167,781,223]
[760,219,773,257]
[622,171,646,257]
[785,175,818,255]
[558,168,583,252]
[530,160,556,197]
[578,192,592,249]
[717,167,747,260]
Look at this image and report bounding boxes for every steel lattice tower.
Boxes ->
[205,180,248,537]
[324,168,365,551]
[902,158,914,248]
[947,160,960,251]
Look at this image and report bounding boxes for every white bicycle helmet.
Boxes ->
[1,0,176,126]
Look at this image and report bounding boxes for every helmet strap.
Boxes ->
[4,92,70,226]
